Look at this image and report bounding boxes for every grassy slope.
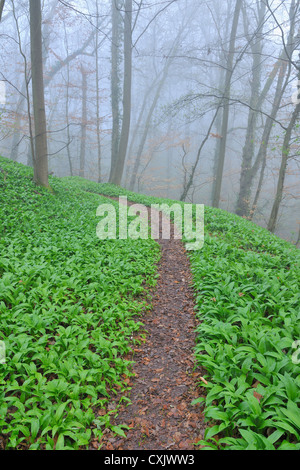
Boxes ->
[78,176,300,450]
[0,157,160,449]
[1,156,300,450]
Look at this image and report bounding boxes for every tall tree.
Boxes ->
[79,66,88,178]
[236,0,298,217]
[211,0,242,208]
[10,10,94,163]
[267,74,300,233]
[250,60,290,220]
[109,0,123,183]
[95,1,102,183]
[235,1,267,216]
[0,0,5,22]
[29,0,49,187]
[109,0,132,185]
[129,39,180,191]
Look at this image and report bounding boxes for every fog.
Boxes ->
[0,0,299,243]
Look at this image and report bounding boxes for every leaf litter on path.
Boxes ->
[96,198,207,451]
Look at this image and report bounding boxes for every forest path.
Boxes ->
[96,197,207,451]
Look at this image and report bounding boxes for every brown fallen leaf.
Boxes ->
[253,391,263,402]
[179,440,190,449]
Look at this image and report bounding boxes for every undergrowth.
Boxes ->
[1,157,299,450]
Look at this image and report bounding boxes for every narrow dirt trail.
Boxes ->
[97,198,207,451]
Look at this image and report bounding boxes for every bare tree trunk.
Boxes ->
[10,80,28,161]
[0,0,5,22]
[267,97,300,233]
[95,2,102,183]
[212,0,242,208]
[249,61,289,219]
[62,19,73,176]
[296,225,300,247]
[210,105,223,204]
[110,0,132,186]
[11,1,57,164]
[79,67,87,178]
[65,60,73,176]
[180,107,220,201]
[109,0,123,183]
[124,72,161,188]
[128,68,171,191]
[30,0,49,187]
[128,13,192,191]
[235,1,266,216]
[236,0,297,217]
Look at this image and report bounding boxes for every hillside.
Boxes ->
[0,156,300,450]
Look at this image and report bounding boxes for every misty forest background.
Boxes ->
[0,0,300,244]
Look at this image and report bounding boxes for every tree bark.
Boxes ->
[128,15,191,191]
[128,68,171,191]
[109,0,123,183]
[212,0,242,208]
[180,107,220,201]
[267,97,300,233]
[30,0,49,187]
[236,0,297,217]
[79,67,87,178]
[11,1,57,164]
[249,61,289,219]
[95,2,102,183]
[0,0,5,22]
[110,0,132,186]
[64,26,73,177]
[235,1,266,216]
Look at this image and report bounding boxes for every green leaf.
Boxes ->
[31,418,40,440]
[111,425,128,438]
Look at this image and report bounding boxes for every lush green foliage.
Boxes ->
[0,157,160,449]
[86,181,300,450]
[190,208,300,450]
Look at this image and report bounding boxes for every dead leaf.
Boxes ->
[200,377,208,385]
[253,391,263,402]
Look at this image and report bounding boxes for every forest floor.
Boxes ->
[3,157,299,451]
[97,197,208,451]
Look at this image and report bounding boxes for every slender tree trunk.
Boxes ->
[211,107,223,204]
[0,0,5,22]
[95,2,102,183]
[63,20,73,176]
[249,61,289,219]
[11,1,57,164]
[110,0,132,186]
[124,73,161,188]
[296,225,300,247]
[235,1,266,216]
[10,17,94,163]
[79,67,87,178]
[180,107,220,201]
[10,80,28,161]
[128,19,189,191]
[210,5,231,206]
[65,64,73,176]
[212,0,242,208]
[30,0,49,187]
[236,0,297,217]
[267,97,300,233]
[128,70,170,191]
[250,150,267,220]
[109,0,123,182]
